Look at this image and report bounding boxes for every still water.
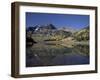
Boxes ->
[26,43,89,67]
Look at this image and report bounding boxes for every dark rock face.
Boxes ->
[26,37,37,46]
[40,24,56,30]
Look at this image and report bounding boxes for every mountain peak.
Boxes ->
[27,24,57,32]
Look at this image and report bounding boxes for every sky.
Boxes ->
[26,12,89,30]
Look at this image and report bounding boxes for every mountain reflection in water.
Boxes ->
[26,43,89,67]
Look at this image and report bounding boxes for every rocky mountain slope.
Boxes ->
[74,26,89,41]
[26,24,89,43]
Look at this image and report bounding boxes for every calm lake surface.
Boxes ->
[26,43,89,67]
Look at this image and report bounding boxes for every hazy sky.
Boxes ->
[26,12,89,29]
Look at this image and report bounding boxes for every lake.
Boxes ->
[26,43,89,67]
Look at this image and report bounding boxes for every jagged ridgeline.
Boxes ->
[74,26,89,41]
[26,24,72,42]
[26,24,89,43]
